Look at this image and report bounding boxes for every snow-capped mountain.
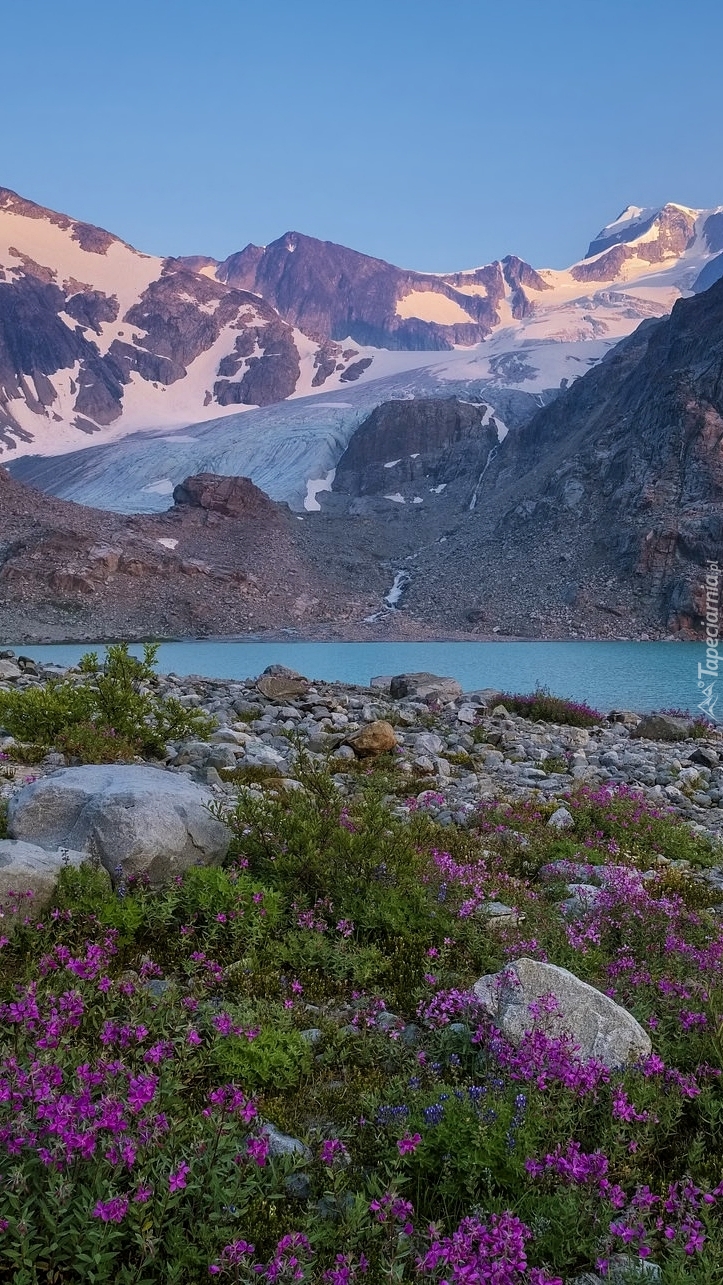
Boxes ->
[2,187,723,513]
[0,188,371,456]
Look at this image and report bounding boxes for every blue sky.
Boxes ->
[2,0,721,270]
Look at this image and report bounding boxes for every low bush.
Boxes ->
[498,686,603,727]
[0,643,215,760]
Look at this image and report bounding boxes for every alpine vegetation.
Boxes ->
[1,653,723,1282]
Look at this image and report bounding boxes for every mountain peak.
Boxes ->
[584,201,702,260]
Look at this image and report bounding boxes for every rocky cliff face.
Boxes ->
[398,276,723,637]
[328,397,501,513]
[0,188,368,458]
[215,232,511,350]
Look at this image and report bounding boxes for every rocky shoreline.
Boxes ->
[3,654,722,847]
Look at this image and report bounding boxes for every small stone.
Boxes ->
[688,746,719,766]
[207,746,237,770]
[376,1011,402,1031]
[607,1255,661,1283]
[145,979,171,999]
[261,1122,312,1161]
[401,1023,422,1046]
[411,731,444,756]
[691,791,713,808]
[413,755,435,774]
[457,704,478,725]
[345,720,397,757]
[548,806,574,829]
[285,1173,312,1200]
[479,901,525,928]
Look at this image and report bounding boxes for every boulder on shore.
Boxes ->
[630,714,690,741]
[256,666,310,701]
[345,720,397,758]
[8,765,230,886]
[389,672,462,702]
[472,957,652,1068]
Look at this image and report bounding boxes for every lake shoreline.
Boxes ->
[2,638,713,718]
[2,623,690,649]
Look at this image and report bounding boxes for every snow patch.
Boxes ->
[384,493,406,503]
[396,290,473,325]
[157,537,178,550]
[384,459,401,468]
[304,468,336,511]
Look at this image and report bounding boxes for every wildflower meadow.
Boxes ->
[2,742,723,1281]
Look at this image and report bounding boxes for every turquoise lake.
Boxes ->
[4,640,715,719]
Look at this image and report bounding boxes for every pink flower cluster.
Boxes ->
[417,1212,562,1285]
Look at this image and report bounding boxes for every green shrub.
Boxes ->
[0,643,215,760]
[219,758,455,958]
[214,1025,312,1090]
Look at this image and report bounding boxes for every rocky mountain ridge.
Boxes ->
[2,186,723,509]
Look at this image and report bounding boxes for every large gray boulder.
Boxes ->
[0,839,100,929]
[8,765,230,886]
[472,957,651,1068]
[630,713,690,741]
[390,673,462,702]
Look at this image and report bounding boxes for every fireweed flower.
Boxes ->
[92,1195,129,1223]
[246,1134,270,1166]
[397,1132,422,1155]
[168,1161,190,1192]
[320,1138,350,1166]
[127,1073,158,1113]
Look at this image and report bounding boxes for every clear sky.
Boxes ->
[2,0,722,271]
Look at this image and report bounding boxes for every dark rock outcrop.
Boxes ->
[330,396,501,511]
[400,276,723,637]
[172,473,281,521]
[0,467,386,642]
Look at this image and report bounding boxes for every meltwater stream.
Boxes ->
[5,640,713,718]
